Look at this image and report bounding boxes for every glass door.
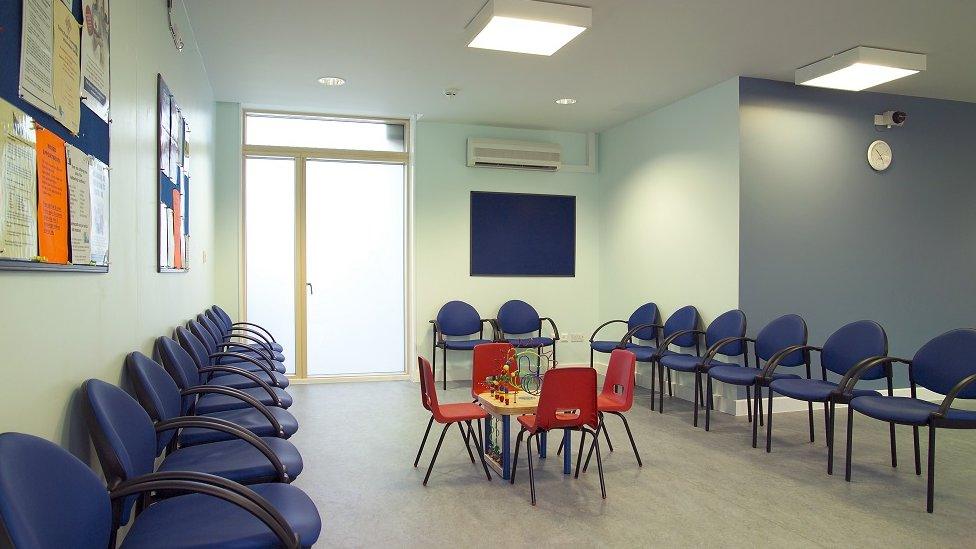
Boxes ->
[303,160,406,376]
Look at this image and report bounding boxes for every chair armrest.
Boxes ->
[540,317,560,341]
[210,351,276,379]
[224,328,274,353]
[759,345,820,382]
[488,319,502,341]
[429,320,445,345]
[216,341,275,364]
[657,329,706,354]
[154,416,288,482]
[588,320,627,343]
[618,323,664,347]
[231,322,278,343]
[832,356,910,399]
[700,336,755,366]
[934,373,976,418]
[480,318,498,340]
[182,385,285,423]
[200,364,283,391]
[110,472,299,548]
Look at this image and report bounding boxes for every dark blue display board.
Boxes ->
[0,0,109,165]
[470,191,575,277]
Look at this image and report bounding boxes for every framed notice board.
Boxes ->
[0,0,111,273]
[156,74,190,273]
[470,191,576,277]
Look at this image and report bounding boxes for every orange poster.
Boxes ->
[35,128,70,264]
[172,188,183,269]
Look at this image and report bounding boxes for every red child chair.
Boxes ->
[582,348,642,471]
[414,357,493,486]
[510,367,606,505]
[472,342,516,400]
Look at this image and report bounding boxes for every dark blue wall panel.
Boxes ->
[470,191,575,276]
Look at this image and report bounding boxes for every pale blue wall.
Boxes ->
[739,77,976,388]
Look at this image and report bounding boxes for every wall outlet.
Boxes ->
[571,333,584,343]
[559,333,571,343]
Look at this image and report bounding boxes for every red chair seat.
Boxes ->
[517,412,580,433]
[436,402,488,423]
[597,394,630,413]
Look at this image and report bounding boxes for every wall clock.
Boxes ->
[868,140,892,171]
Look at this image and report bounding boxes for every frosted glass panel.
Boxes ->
[305,161,405,376]
[244,157,296,374]
[245,114,405,152]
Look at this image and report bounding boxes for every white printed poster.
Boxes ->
[66,143,91,264]
[88,157,109,265]
[19,0,58,119]
[80,0,110,121]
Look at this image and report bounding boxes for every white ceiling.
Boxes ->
[184,0,976,132]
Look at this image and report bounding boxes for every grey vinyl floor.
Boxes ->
[286,381,975,548]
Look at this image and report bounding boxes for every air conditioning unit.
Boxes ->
[467,138,562,171]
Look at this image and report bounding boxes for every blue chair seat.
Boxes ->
[628,345,675,362]
[180,407,299,446]
[215,358,287,374]
[442,338,494,351]
[659,353,730,372]
[708,364,799,386]
[770,378,877,402]
[207,370,289,389]
[158,437,304,485]
[195,387,293,414]
[850,395,976,426]
[590,340,621,353]
[120,483,321,548]
[507,337,554,348]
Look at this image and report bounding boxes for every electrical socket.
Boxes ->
[559,333,572,343]
[571,333,584,343]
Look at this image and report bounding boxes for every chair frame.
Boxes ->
[430,314,498,390]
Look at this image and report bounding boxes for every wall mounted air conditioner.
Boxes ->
[467,138,562,171]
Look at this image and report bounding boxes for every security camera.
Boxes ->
[875,110,907,128]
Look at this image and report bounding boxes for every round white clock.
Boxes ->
[868,140,892,171]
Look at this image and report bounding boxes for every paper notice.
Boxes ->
[66,143,91,264]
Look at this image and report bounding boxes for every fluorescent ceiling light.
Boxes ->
[795,46,926,91]
[466,0,592,56]
[317,76,346,86]
[554,98,576,105]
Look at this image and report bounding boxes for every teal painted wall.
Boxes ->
[415,122,601,379]
[214,102,242,318]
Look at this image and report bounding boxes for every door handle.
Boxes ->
[306,282,313,295]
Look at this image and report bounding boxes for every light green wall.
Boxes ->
[598,78,740,386]
[414,122,601,379]
[0,0,216,456]
[214,102,242,318]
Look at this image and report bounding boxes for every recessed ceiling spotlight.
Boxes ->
[555,98,576,105]
[795,46,926,91]
[317,76,346,87]
[466,0,592,56]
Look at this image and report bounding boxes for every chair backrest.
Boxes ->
[154,335,203,414]
[198,313,225,344]
[600,349,637,411]
[436,301,483,337]
[755,314,808,366]
[212,304,233,327]
[705,310,747,356]
[174,326,212,371]
[472,343,515,399]
[662,305,700,347]
[188,319,220,355]
[205,308,230,335]
[820,320,888,378]
[0,433,112,549]
[912,329,976,398]
[125,351,183,453]
[628,302,660,342]
[496,300,541,335]
[418,357,440,415]
[82,380,157,525]
[535,367,598,431]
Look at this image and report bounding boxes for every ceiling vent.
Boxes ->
[467,138,562,171]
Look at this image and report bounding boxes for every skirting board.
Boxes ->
[592,361,945,417]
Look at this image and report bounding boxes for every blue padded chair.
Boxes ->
[84,377,302,489]
[657,309,747,426]
[198,313,287,365]
[494,300,560,365]
[701,314,808,445]
[0,433,312,548]
[187,320,288,383]
[759,321,891,470]
[80,380,321,547]
[622,305,701,413]
[155,336,300,446]
[588,302,661,368]
[171,328,293,411]
[210,304,285,354]
[841,329,976,513]
[430,300,497,390]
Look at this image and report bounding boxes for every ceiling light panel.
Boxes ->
[466,0,592,56]
[795,46,926,91]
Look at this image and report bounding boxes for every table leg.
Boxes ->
[539,431,547,458]
[502,415,511,480]
[484,416,491,455]
[563,428,571,474]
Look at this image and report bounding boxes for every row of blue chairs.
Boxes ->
[431,299,560,389]
[0,305,323,548]
[590,302,976,513]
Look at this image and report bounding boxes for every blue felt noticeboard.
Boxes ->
[470,191,576,277]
